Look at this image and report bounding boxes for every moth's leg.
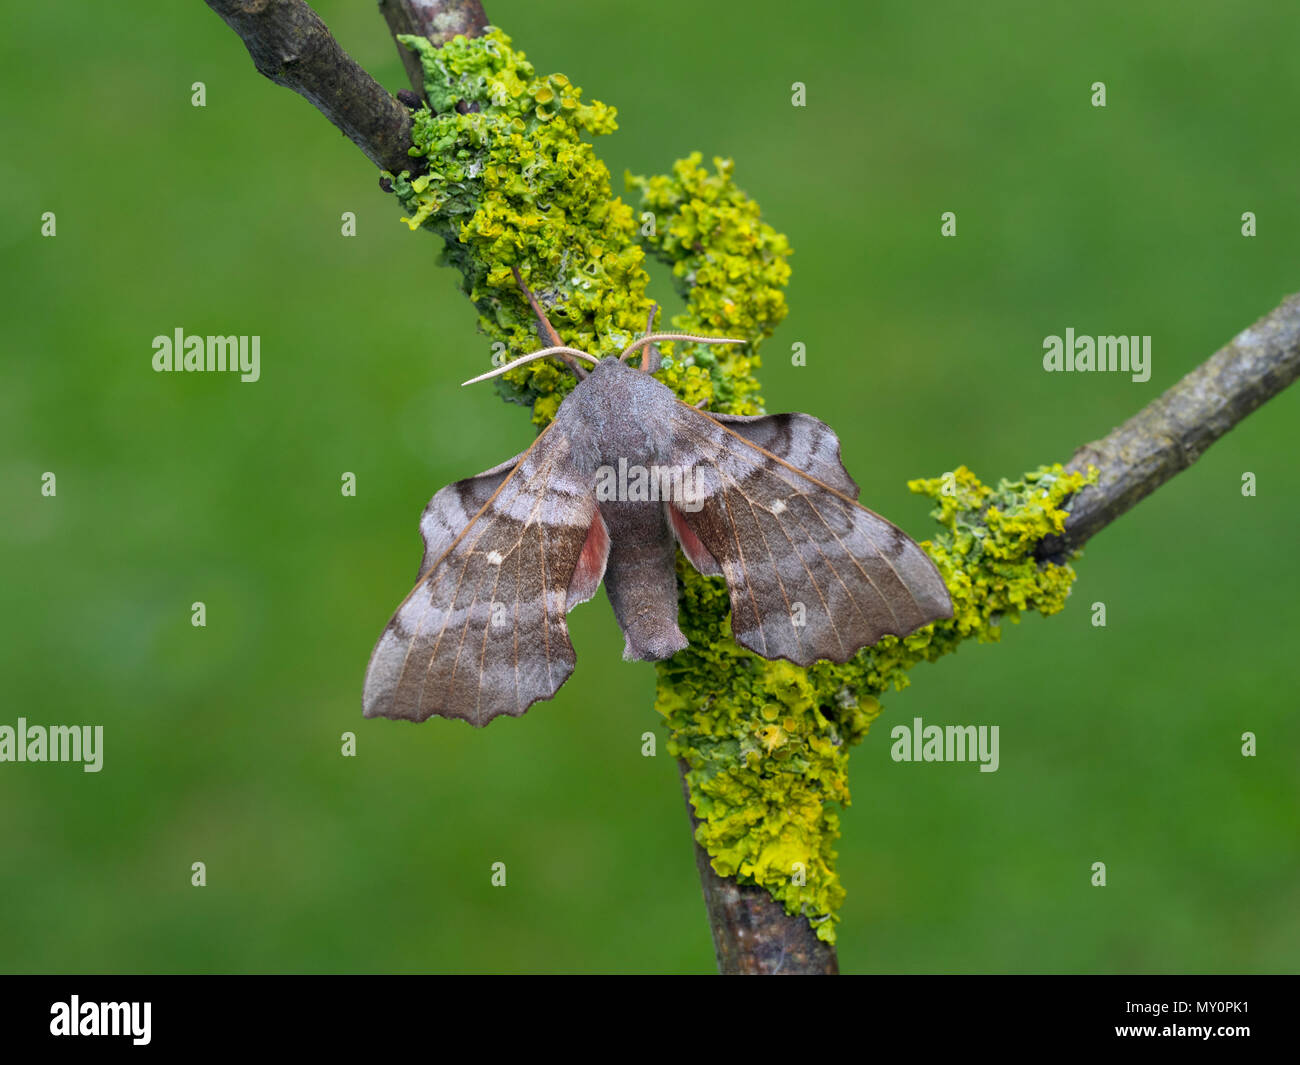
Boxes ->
[597,500,689,661]
[639,304,661,373]
[639,339,663,374]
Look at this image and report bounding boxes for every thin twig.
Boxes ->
[204,0,414,173]
[1040,293,1300,560]
[380,0,490,96]
[678,762,838,974]
[679,292,1300,973]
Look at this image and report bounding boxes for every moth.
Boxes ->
[363,277,953,726]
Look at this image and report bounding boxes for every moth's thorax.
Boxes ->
[557,357,677,472]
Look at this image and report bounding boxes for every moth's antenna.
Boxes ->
[628,303,661,371]
[619,304,659,362]
[462,345,600,386]
[620,332,747,367]
[512,267,587,380]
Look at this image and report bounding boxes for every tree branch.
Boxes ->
[679,762,838,974]
[379,0,490,95]
[203,1,1300,975]
[686,292,1300,973]
[1040,293,1300,560]
[204,0,414,173]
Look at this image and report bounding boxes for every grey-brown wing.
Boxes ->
[363,425,605,726]
[666,405,953,665]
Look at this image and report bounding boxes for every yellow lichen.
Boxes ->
[390,28,1100,947]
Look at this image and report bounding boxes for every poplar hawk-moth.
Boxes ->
[363,296,953,727]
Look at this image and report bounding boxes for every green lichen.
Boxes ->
[389,28,645,424]
[388,30,787,426]
[628,153,792,414]
[390,27,1100,947]
[656,463,1097,942]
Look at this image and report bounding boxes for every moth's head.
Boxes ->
[615,331,747,374]
[589,354,629,371]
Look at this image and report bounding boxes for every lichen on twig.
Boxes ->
[385,28,1101,948]
[207,1,1300,972]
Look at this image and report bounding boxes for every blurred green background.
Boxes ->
[1,0,1296,974]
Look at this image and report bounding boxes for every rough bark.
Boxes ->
[204,0,414,173]
[679,762,838,974]
[379,0,490,95]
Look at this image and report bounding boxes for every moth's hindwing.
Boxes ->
[668,404,954,665]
